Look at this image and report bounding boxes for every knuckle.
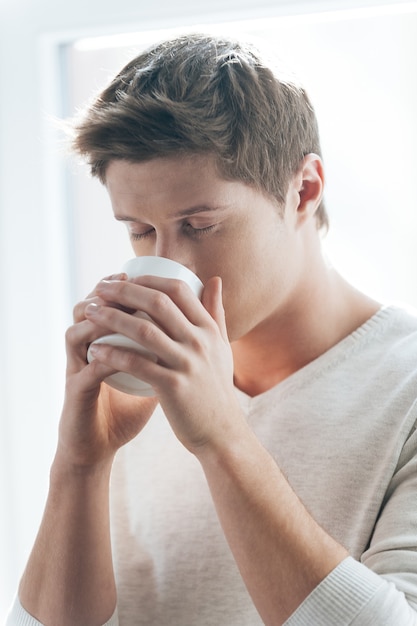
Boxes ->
[65,324,78,345]
[72,302,83,322]
[111,280,129,298]
[188,331,207,356]
[137,320,158,344]
[168,279,186,299]
[151,290,171,312]
[120,349,139,371]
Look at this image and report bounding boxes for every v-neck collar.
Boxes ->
[233,304,395,411]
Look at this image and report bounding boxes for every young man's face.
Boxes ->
[105,155,307,343]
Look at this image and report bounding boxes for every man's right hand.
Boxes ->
[17,274,157,626]
[57,273,158,469]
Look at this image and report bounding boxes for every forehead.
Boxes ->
[105,155,247,217]
[106,154,221,187]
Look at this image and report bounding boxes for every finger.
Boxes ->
[201,276,229,342]
[73,280,132,324]
[95,276,208,331]
[73,296,107,324]
[85,273,128,300]
[73,274,128,322]
[84,303,183,368]
[74,358,119,391]
[86,341,167,393]
[65,318,117,374]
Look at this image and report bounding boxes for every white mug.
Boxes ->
[87,256,204,396]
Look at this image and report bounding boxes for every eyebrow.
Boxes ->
[115,205,226,222]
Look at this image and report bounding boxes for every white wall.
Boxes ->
[0,0,416,620]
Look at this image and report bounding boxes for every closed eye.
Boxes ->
[128,223,217,241]
[183,223,217,238]
[130,228,155,241]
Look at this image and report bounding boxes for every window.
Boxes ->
[65,8,417,306]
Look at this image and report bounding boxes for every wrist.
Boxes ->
[193,413,257,467]
[50,448,114,487]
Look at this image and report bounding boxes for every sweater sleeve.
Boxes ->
[284,557,417,625]
[5,597,119,626]
[286,424,417,625]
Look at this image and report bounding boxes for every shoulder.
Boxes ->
[362,304,417,354]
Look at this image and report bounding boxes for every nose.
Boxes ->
[155,235,195,274]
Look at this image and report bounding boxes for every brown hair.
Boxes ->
[72,33,328,230]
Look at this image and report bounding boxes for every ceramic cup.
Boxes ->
[87,256,204,396]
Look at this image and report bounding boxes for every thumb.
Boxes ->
[202,276,229,341]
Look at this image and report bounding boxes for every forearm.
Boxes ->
[19,454,116,626]
[197,426,348,626]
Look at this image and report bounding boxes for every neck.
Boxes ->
[231,267,380,397]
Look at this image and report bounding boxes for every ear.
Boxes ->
[292,153,325,226]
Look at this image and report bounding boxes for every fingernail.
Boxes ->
[86,303,101,315]
[88,343,101,357]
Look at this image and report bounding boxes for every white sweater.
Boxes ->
[7,305,417,625]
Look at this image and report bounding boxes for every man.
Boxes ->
[7,33,417,625]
